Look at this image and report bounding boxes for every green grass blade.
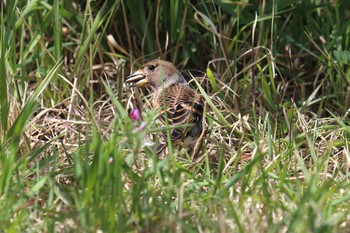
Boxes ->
[54,0,62,61]
[0,7,8,134]
[206,67,220,93]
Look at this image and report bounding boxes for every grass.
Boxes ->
[1,0,350,232]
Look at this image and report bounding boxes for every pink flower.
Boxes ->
[129,108,141,121]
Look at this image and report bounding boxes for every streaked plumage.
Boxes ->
[125,59,204,156]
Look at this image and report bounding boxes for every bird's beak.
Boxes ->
[125,70,149,87]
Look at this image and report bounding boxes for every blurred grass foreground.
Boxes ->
[1,0,350,232]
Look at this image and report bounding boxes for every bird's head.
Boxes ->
[125,60,187,89]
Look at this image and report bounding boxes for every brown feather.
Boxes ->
[154,84,203,147]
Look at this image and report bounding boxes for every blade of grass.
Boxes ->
[54,0,62,61]
[206,67,220,93]
[0,7,9,134]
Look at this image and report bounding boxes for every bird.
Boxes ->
[125,59,204,157]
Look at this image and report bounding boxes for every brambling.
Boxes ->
[125,59,204,156]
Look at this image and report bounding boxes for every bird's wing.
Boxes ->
[155,85,203,145]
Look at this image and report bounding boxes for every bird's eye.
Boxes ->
[147,64,156,71]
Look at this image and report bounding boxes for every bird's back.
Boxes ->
[153,84,204,152]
